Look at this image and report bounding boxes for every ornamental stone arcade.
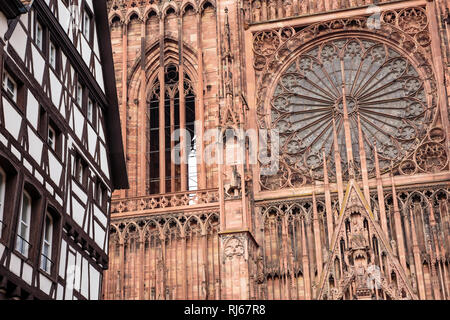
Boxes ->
[104,0,450,300]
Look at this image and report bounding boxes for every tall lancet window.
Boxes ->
[147,64,196,194]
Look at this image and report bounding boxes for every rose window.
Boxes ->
[269,37,433,183]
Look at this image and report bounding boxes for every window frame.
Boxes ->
[2,71,17,101]
[48,124,56,151]
[16,191,32,258]
[35,18,44,52]
[40,212,53,274]
[82,6,93,44]
[49,40,58,71]
[73,152,89,189]
[76,81,84,107]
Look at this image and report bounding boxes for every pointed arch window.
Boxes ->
[147,64,197,194]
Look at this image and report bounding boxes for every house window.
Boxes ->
[39,107,62,156]
[2,71,17,102]
[0,168,5,237]
[48,125,56,151]
[40,213,53,273]
[95,180,107,210]
[73,153,88,188]
[35,20,44,51]
[83,9,92,41]
[16,191,32,258]
[87,98,94,123]
[49,41,57,70]
[76,82,83,106]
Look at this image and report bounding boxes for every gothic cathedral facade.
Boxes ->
[104,0,450,300]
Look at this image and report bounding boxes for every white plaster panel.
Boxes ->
[65,252,75,300]
[75,252,81,292]
[48,151,62,186]
[50,70,62,108]
[26,91,39,130]
[99,143,109,179]
[3,98,22,140]
[31,45,45,85]
[9,253,21,277]
[71,196,85,228]
[23,158,33,173]
[0,13,8,41]
[80,36,91,67]
[89,264,100,300]
[9,24,27,61]
[81,257,89,298]
[94,205,107,228]
[57,284,64,300]
[59,240,67,279]
[73,106,84,139]
[93,221,105,249]
[94,57,104,92]
[72,180,87,204]
[39,273,52,295]
[10,144,21,161]
[87,124,97,157]
[22,262,33,285]
[0,132,7,146]
[58,3,71,34]
[27,127,43,164]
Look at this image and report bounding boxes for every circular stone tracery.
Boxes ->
[269,36,433,183]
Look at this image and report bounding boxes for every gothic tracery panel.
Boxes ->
[269,37,433,184]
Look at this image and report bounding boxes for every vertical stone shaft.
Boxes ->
[339,59,354,170]
[178,16,187,191]
[138,19,147,195]
[357,113,370,204]
[323,151,334,247]
[159,17,166,194]
[332,118,344,207]
[301,220,311,299]
[196,11,206,189]
[120,23,128,198]
[390,174,407,271]
[374,143,388,236]
[312,184,323,282]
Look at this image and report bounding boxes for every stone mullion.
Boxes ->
[139,235,145,299]
[374,143,389,237]
[410,208,426,299]
[390,175,407,272]
[312,187,323,290]
[181,235,187,299]
[138,17,147,196]
[215,231,222,300]
[170,94,176,192]
[120,22,128,198]
[196,230,200,299]
[201,232,208,299]
[196,10,206,189]
[152,236,157,300]
[301,219,311,300]
[322,151,334,247]
[119,240,125,300]
[283,216,291,299]
[159,16,166,194]
[178,13,187,191]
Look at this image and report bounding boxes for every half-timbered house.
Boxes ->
[0,0,128,300]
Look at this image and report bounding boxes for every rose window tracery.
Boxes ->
[268,37,433,186]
